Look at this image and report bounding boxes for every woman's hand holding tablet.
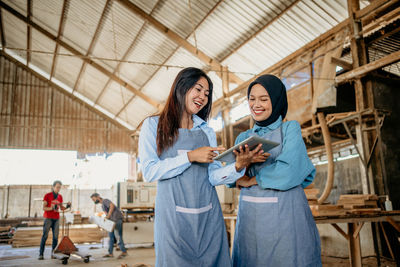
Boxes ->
[233,144,264,172]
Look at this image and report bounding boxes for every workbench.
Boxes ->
[224,211,400,267]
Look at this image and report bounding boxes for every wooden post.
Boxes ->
[230,218,236,254]
[221,66,231,148]
[28,185,32,217]
[348,223,362,267]
[347,0,372,194]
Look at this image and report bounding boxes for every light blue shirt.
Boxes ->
[138,115,245,186]
[234,116,315,191]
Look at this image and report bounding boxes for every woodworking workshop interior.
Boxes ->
[0,0,400,266]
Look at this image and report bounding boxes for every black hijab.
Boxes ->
[247,74,288,127]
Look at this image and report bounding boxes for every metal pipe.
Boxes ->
[317,112,335,204]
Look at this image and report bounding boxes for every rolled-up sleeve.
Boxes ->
[205,128,245,186]
[138,117,192,182]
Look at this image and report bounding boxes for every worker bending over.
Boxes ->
[91,193,127,259]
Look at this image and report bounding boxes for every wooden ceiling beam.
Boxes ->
[335,49,400,84]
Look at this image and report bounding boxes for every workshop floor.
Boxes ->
[0,244,397,266]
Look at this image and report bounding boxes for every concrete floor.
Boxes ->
[0,243,155,267]
[0,243,397,267]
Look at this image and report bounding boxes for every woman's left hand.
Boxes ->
[233,144,262,172]
[236,175,258,189]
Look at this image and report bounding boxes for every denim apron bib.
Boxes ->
[232,126,321,267]
[155,128,231,267]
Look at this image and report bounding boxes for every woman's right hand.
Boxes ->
[187,146,226,163]
[251,150,270,164]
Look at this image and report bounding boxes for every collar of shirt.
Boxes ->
[192,114,207,130]
[252,116,283,134]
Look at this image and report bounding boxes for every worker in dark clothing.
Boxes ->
[38,180,70,260]
[91,193,127,259]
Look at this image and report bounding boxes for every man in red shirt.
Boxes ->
[38,180,70,260]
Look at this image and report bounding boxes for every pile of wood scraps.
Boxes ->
[0,226,13,244]
[304,188,320,205]
[337,194,381,214]
[63,213,83,224]
[308,194,381,216]
[12,224,103,248]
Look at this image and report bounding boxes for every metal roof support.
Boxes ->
[0,0,161,110]
[94,0,163,106]
[116,0,243,84]
[50,0,69,79]
[26,0,31,65]
[1,50,132,132]
[113,0,225,118]
[218,0,301,63]
[72,0,111,92]
[0,8,5,48]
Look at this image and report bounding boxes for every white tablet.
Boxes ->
[213,135,279,164]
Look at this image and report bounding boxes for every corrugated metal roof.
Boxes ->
[0,0,390,132]
[53,47,84,89]
[30,29,56,75]
[2,9,27,61]
[32,0,63,36]
[118,23,178,88]
[98,80,134,115]
[151,0,218,39]
[77,64,110,101]
[62,0,107,54]
[140,47,207,103]
[91,0,145,71]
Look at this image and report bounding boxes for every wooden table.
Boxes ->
[224,211,400,267]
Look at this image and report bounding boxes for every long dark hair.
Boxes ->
[157,67,213,155]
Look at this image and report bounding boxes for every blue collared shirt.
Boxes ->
[138,115,245,186]
[234,116,315,191]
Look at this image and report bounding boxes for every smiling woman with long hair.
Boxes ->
[138,67,258,266]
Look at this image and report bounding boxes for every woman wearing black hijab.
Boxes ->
[231,74,321,266]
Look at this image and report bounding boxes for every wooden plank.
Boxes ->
[12,225,103,248]
[336,49,400,84]
[331,223,349,240]
[331,57,353,70]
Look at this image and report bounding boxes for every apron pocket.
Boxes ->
[242,195,278,203]
[174,203,213,254]
[176,203,212,214]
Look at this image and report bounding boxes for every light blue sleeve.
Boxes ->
[138,117,192,182]
[205,127,246,186]
[255,121,316,191]
[226,131,249,188]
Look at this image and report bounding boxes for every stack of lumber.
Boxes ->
[304,188,320,205]
[21,220,43,227]
[12,225,103,248]
[0,226,12,244]
[337,194,380,213]
[63,213,83,224]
